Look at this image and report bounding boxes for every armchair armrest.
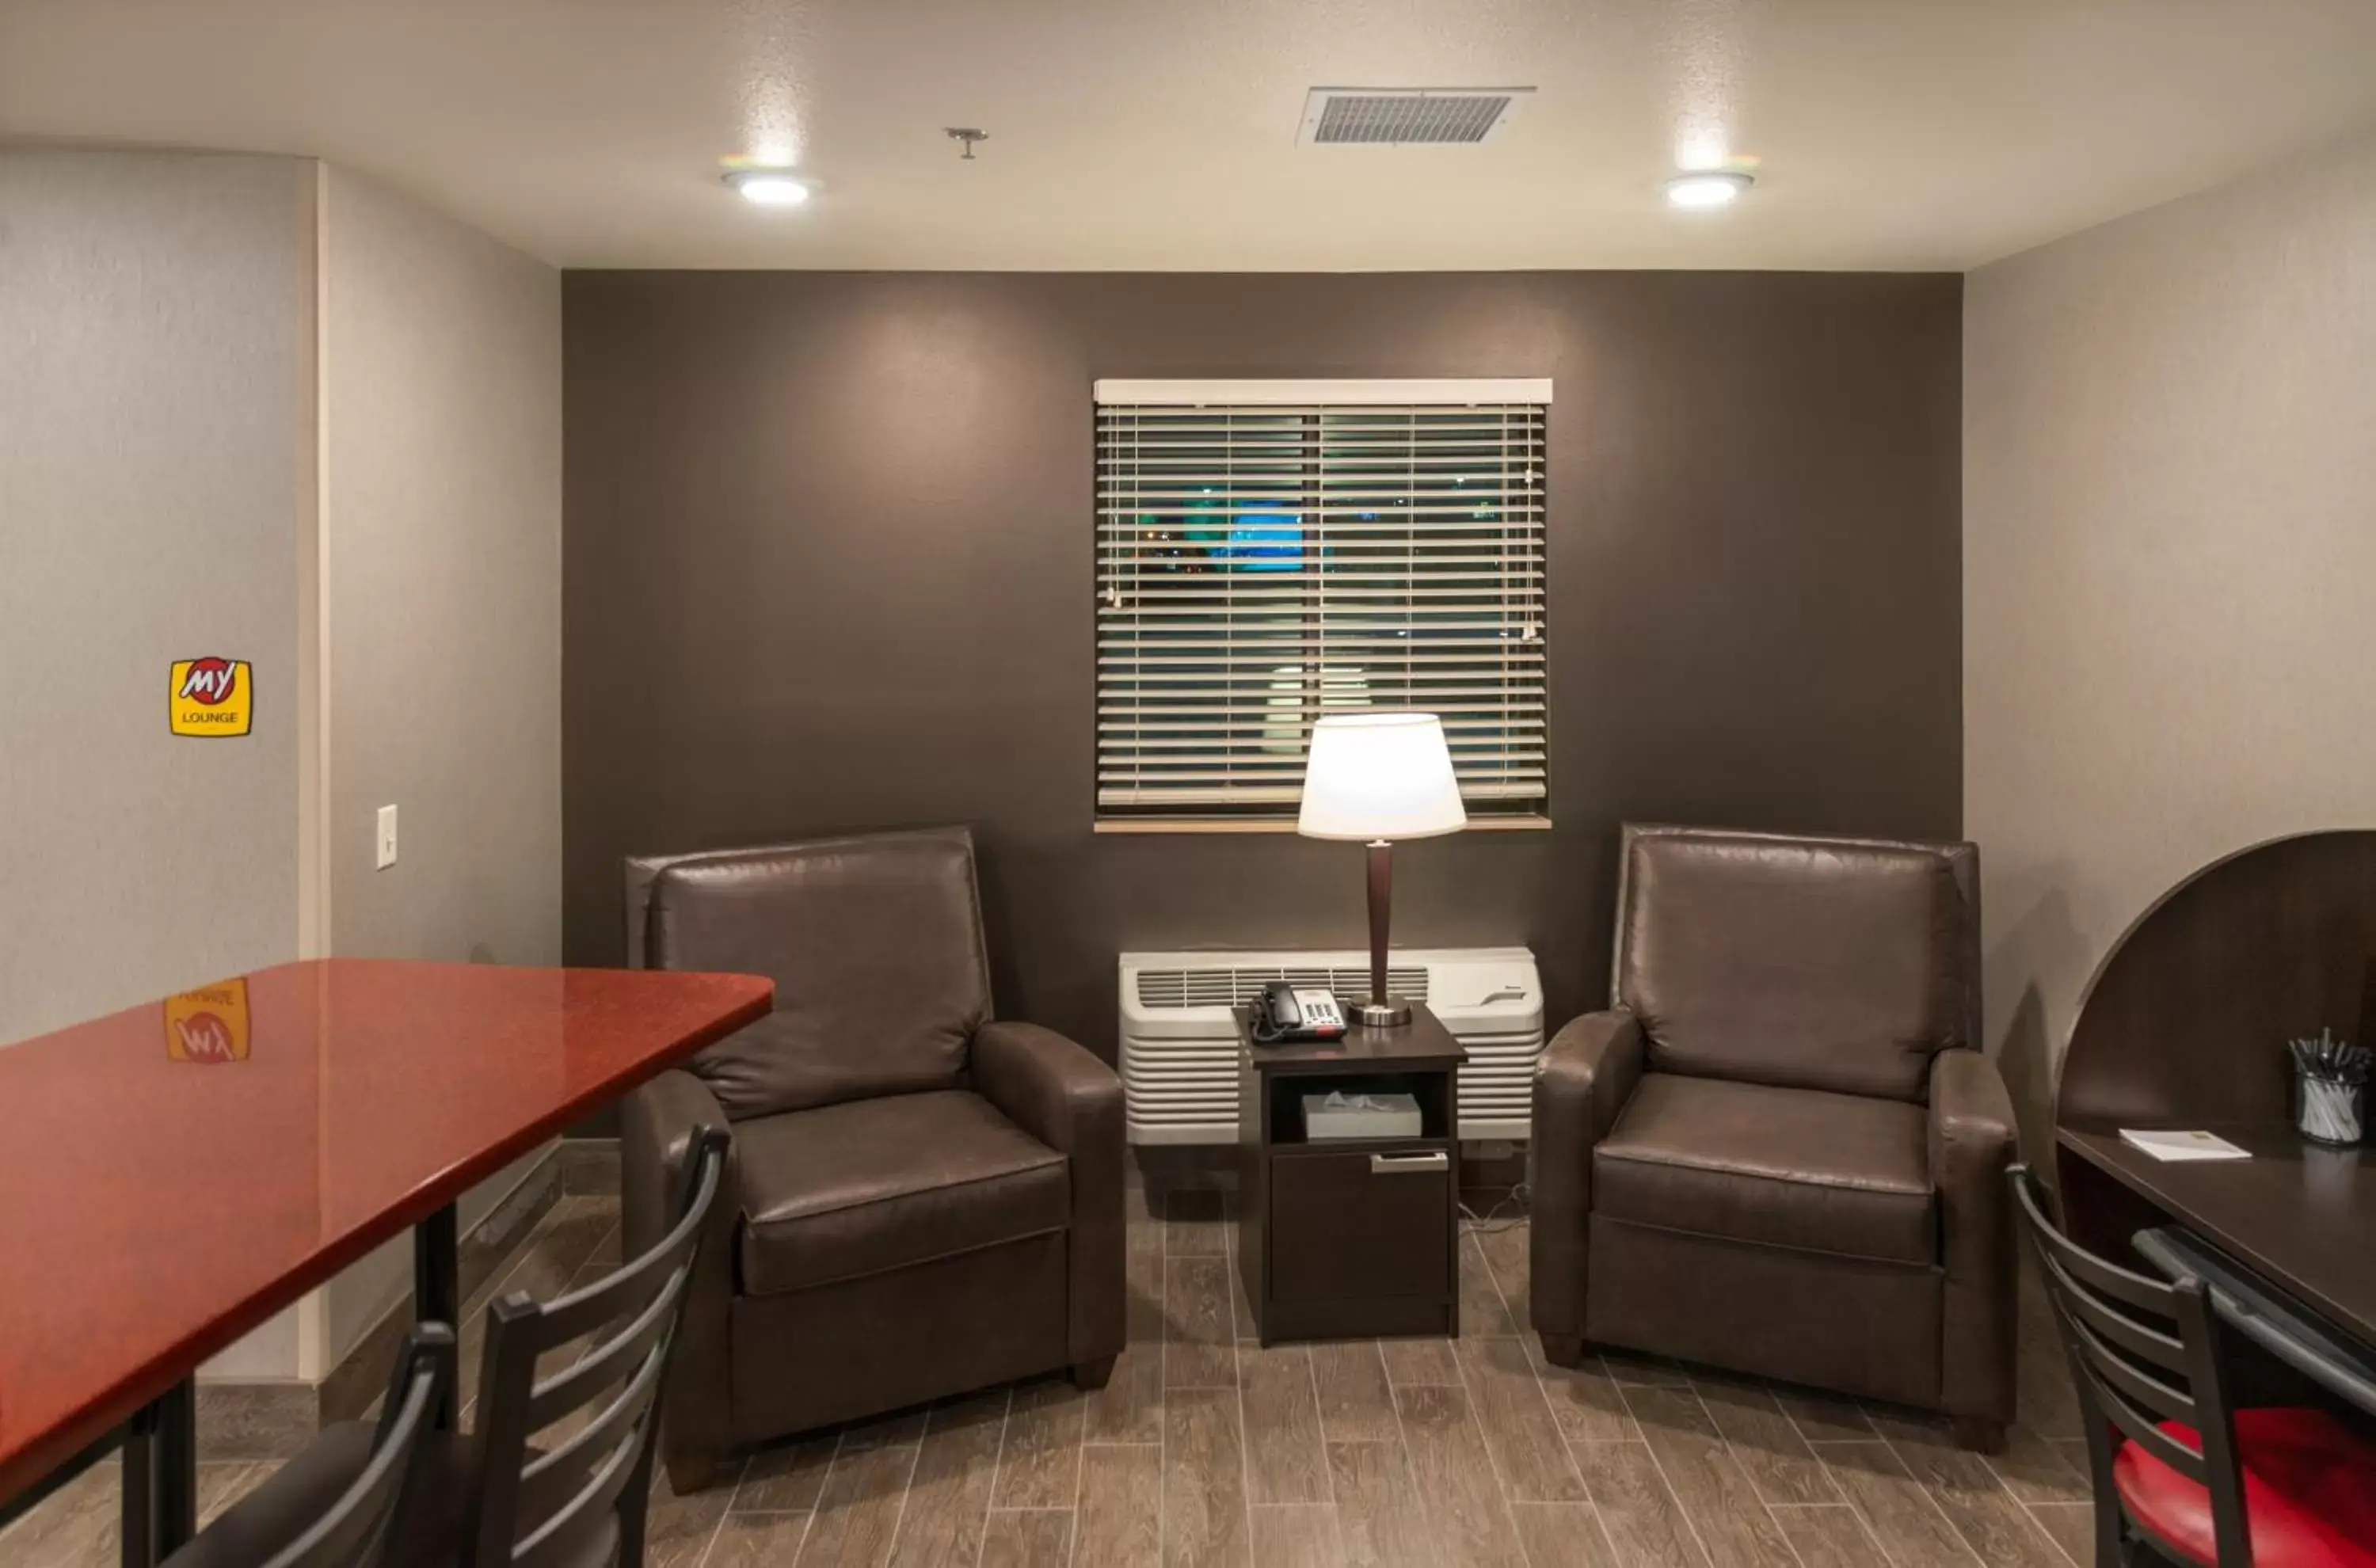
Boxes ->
[1929,1048,2018,1429]
[1529,1009,1646,1356]
[973,1021,1126,1368]
[619,1069,738,1490]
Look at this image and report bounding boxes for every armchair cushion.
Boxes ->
[1594,1073,1935,1265]
[642,828,992,1117]
[1615,826,1975,1102]
[735,1090,1068,1297]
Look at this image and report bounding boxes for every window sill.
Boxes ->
[1093,815,1555,835]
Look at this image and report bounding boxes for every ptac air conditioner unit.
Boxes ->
[1118,947,1544,1147]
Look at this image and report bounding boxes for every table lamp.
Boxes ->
[1297,711,1468,1026]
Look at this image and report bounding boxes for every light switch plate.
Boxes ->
[375,805,398,870]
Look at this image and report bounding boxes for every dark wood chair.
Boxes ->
[455,1128,729,1568]
[2010,1165,2376,1567]
[282,1129,730,1568]
[160,1326,452,1568]
[154,1130,727,1568]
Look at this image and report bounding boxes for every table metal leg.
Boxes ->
[414,1201,461,1428]
[120,1378,195,1568]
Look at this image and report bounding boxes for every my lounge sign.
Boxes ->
[169,657,253,736]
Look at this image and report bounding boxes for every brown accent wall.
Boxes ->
[564,271,1963,1056]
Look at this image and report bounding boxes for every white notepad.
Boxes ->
[2119,1128,2251,1163]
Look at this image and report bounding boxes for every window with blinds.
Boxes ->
[1094,379,1550,824]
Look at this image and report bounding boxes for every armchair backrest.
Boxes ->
[1612,824,1978,1102]
[627,828,992,1118]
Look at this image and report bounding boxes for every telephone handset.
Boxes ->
[1249,982,1347,1045]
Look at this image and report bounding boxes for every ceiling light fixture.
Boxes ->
[723,168,813,207]
[1663,169,1753,210]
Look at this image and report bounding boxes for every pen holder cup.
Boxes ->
[2294,1069,2365,1148]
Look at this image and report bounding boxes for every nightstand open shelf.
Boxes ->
[1261,1069,1454,1146]
[1236,1004,1468,1345]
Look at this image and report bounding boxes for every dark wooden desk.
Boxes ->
[1236,1006,1466,1345]
[2050,828,2376,1392]
[2058,1124,2376,1348]
[0,959,771,1564]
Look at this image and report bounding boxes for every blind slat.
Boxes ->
[1106,585,1545,601]
[1097,700,1544,718]
[1097,780,1547,807]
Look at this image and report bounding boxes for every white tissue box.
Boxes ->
[1302,1090,1422,1140]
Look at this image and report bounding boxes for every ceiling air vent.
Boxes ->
[1298,87,1534,147]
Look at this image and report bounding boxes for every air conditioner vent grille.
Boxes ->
[1135,965,1427,1010]
[1300,88,1533,147]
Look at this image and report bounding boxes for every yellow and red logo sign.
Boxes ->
[165,980,251,1064]
[169,657,253,736]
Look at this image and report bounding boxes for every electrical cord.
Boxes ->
[1459,1180,1530,1233]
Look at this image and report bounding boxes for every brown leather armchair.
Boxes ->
[618,828,1125,1491]
[1531,824,2017,1449]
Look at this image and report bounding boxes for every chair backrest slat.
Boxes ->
[2020,1190,2176,1315]
[2058,1303,2199,1435]
[508,1415,642,1568]
[2043,1253,2191,1375]
[463,1128,728,1568]
[2074,1351,2212,1479]
[524,1265,686,1431]
[512,1335,669,1534]
[524,1234,681,1348]
[2009,1165,2254,1567]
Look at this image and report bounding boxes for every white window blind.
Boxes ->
[1094,379,1550,821]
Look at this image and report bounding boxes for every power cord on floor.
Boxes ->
[1460,1180,1530,1233]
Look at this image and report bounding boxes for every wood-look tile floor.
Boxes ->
[4,1186,2099,1568]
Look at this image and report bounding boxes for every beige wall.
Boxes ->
[0,150,314,1045]
[1964,127,2376,1155]
[315,165,563,1361]
[320,165,562,969]
[0,151,562,1379]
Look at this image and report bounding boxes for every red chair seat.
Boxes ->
[2112,1406,2376,1567]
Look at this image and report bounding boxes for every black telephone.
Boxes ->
[1249,982,1348,1044]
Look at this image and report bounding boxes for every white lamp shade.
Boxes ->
[1297,712,1468,842]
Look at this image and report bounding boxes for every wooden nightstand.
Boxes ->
[1236,1003,1467,1345]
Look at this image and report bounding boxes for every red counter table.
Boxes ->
[0,959,771,1566]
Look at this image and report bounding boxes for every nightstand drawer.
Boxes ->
[1268,1147,1453,1303]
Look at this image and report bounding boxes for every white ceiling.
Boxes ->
[4,0,2374,272]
